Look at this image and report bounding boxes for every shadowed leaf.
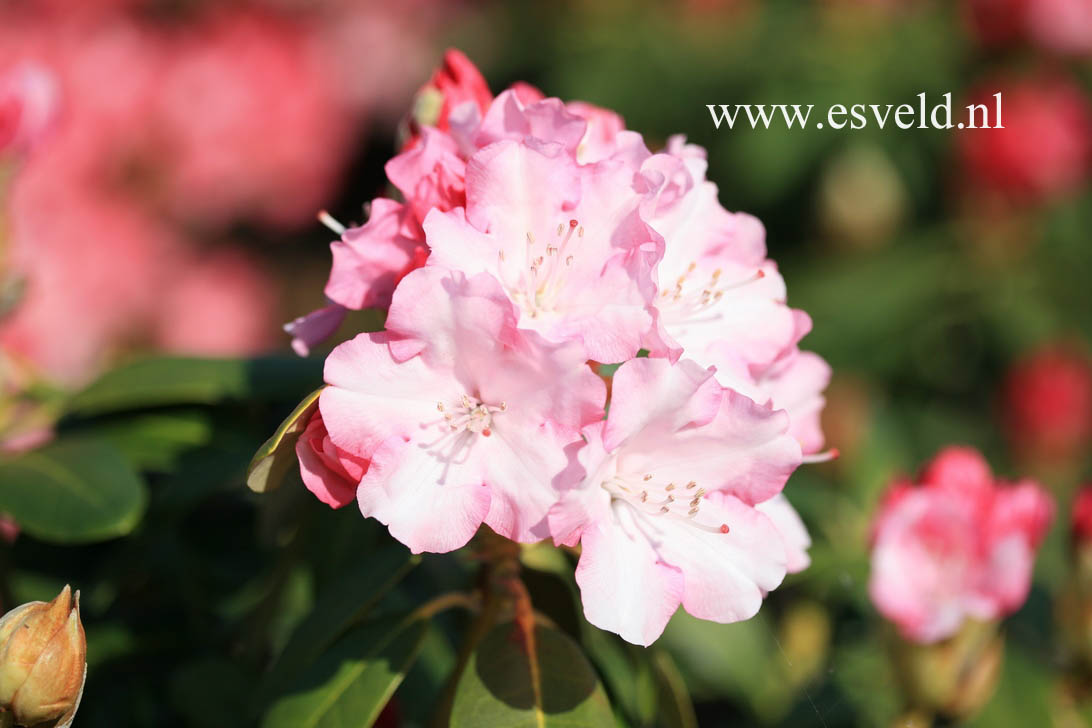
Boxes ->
[451,621,613,728]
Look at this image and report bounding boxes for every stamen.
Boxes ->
[802,448,840,465]
[317,210,347,235]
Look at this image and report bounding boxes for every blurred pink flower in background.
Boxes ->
[0,1,449,386]
[966,0,1092,55]
[1071,485,1092,547]
[151,248,278,356]
[0,63,59,159]
[1002,345,1092,464]
[153,9,353,229]
[958,74,1092,206]
[869,447,1053,643]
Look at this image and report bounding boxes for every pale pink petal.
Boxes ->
[657,493,787,623]
[284,304,347,357]
[575,508,686,646]
[602,357,722,451]
[754,493,812,573]
[621,386,802,506]
[463,138,580,246]
[475,89,587,156]
[385,127,467,224]
[384,265,519,366]
[548,422,614,547]
[320,332,454,457]
[760,350,831,454]
[566,100,626,164]
[357,435,492,554]
[324,198,423,311]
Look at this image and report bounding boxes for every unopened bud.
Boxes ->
[890,619,1003,721]
[0,586,86,727]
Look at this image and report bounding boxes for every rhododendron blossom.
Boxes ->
[869,447,1053,644]
[424,140,663,362]
[320,267,605,553]
[296,50,828,644]
[549,358,803,645]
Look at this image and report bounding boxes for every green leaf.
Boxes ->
[247,388,323,494]
[66,356,321,417]
[261,614,429,728]
[450,621,614,728]
[650,651,697,728]
[260,546,419,699]
[0,437,147,543]
[79,410,214,472]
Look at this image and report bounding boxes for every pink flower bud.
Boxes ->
[408,49,492,138]
[295,409,368,509]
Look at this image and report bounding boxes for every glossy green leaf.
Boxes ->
[260,546,419,699]
[450,621,614,728]
[66,356,322,416]
[261,614,428,728]
[82,410,214,471]
[247,388,323,493]
[0,438,147,542]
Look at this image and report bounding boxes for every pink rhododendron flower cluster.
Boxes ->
[869,447,1054,644]
[296,51,831,645]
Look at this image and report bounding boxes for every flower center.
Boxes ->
[602,472,729,533]
[501,218,584,318]
[436,394,507,437]
[658,262,765,326]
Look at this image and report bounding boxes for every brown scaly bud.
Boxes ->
[0,586,86,727]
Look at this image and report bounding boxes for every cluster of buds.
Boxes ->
[0,586,86,728]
